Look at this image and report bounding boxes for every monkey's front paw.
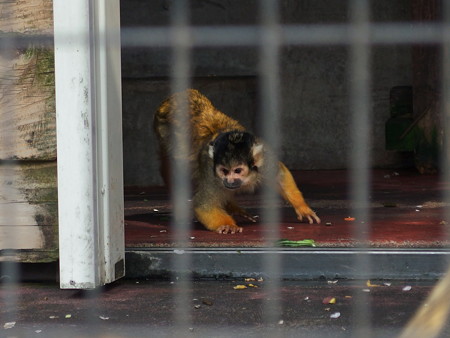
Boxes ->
[216,224,243,234]
[296,207,321,224]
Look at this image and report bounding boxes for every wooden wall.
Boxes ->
[0,0,58,262]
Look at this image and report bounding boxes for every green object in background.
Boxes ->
[385,117,417,151]
[385,86,417,151]
[277,239,316,247]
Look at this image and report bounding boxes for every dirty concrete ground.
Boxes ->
[1,278,450,338]
[2,170,450,337]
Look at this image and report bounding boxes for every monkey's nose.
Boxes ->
[223,179,242,190]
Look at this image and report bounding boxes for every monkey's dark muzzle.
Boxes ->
[223,179,242,190]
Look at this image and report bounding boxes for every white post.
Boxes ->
[53,0,125,289]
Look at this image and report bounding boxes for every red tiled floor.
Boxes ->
[124,170,449,248]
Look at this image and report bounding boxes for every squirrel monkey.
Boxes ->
[154,89,320,234]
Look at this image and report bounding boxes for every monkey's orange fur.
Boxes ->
[155,89,244,160]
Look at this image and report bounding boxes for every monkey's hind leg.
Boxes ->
[194,206,243,234]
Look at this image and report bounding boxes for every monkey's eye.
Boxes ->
[221,168,230,175]
[234,168,242,174]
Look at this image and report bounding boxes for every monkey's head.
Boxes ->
[208,131,264,190]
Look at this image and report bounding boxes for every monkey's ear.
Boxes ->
[252,142,264,167]
[208,142,215,159]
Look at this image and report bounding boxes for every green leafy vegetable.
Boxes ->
[277,239,316,247]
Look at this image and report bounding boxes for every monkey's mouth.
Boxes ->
[223,180,242,190]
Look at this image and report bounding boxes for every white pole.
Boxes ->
[53,0,124,289]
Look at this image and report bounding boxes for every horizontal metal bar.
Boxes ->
[1,23,445,49]
[121,23,444,46]
[127,247,450,254]
[125,248,450,280]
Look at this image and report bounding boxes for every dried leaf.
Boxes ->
[233,285,247,290]
[202,298,214,306]
[366,280,381,287]
[322,296,336,304]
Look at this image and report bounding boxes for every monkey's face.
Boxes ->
[215,163,250,190]
[209,131,264,191]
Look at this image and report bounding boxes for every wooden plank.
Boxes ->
[0,226,44,249]
[0,161,58,262]
[0,0,56,161]
[0,48,56,160]
[0,0,53,34]
[0,247,59,263]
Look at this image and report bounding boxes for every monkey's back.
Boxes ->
[154,89,245,160]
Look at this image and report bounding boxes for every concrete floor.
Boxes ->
[2,169,449,337]
[1,279,449,338]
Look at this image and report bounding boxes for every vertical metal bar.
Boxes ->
[441,0,450,296]
[349,0,372,337]
[442,0,450,242]
[0,28,19,330]
[260,0,282,329]
[169,0,193,332]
